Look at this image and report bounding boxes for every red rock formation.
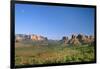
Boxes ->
[31,34,46,41]
[69,34,81,46]
[62,36,68,45]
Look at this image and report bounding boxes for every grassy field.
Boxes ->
[15,41,95,66]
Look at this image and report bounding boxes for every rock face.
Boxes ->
[69,34,81,46]
[76,34,94,45]
[15,34,47,42]
[62,36,68,45]
[61,34,94,46]
[77,34,84,43]
[15,34,29,42]
[31,34,47,41]
[15,33,94,46]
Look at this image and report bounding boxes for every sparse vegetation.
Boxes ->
[15,41,95,66]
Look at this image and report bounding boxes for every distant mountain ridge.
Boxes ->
[61,34,94,46]
[15,34,94,46]
[15,34,47,41]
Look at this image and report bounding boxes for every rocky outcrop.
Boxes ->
[15,34,94,46]
[31,34,47,41]
[69,34,81,46]
[61,34,94,46]
[15,34,28,42]
[15,34,47,42]
[76,34,94,45]
[61,36,69,45]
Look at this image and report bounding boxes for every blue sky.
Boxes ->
[15,4,95,40]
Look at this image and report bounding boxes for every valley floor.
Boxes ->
[15,42,95,66]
